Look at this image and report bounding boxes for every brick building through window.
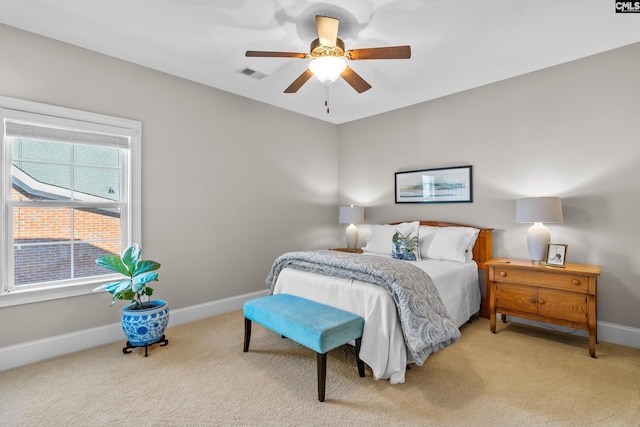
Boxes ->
[12,187,121,286]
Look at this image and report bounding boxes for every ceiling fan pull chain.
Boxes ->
[325,85,330,114]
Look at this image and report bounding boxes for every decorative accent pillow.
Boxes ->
[392,230,421,261]
[422,227,479,263]
[363,221,419,255]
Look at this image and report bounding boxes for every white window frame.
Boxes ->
[0,96,141,307]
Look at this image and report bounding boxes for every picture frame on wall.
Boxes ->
[395,165,472,204]
[546,243,568,267]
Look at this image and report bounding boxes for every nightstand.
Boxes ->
[487,258,602,357]
[329,248,363,253]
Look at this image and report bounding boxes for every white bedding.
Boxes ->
[273,257,480,384]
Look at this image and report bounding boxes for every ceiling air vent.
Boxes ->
[238,67,266,80]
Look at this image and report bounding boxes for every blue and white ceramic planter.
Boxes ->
[121,300,169,346]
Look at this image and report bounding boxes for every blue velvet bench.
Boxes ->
[243,293,365,402]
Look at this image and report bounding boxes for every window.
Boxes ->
[0,97,141,307]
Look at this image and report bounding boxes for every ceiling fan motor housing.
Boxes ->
[310,38,345,57]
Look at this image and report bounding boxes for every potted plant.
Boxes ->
[93,244,169,350]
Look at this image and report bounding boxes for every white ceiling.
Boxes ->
[1,0,640,124]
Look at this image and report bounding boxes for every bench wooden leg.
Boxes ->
[317,352,327,402]
[355,337,365,377]
[243,318,251,352]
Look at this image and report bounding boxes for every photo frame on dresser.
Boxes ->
[395,165,472,203]
[546,243,567,267]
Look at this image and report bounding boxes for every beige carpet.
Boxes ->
[1,310,639,426]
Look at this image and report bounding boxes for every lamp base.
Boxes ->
[345,224,359,250]
[527,222,550,264]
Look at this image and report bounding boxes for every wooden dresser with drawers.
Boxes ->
[487,258,602,357]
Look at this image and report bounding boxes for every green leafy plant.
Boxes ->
[93,244,161,308]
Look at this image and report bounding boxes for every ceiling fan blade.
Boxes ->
[346,46,411,60]
[284,69,314,93]
[341,66,372,93]
[246,51,307,59]
[316,15,339,47]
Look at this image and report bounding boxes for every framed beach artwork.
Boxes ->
[395,165,473,204]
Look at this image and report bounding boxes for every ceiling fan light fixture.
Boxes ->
[309,56,346,85]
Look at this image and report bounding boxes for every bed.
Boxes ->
[266,220,493,384]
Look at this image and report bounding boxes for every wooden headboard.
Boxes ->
[392,220,494,318]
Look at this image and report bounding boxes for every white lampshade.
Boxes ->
[339,205,364,225]
[339,205,365,250]
[516,197,563,224]
[516,196,563,264]
[309,56,347,85]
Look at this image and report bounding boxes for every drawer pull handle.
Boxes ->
[538,299,545,305]
[499,271,507,277]
[572,279,580,286]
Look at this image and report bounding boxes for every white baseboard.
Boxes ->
[0,289,268,372]
[597,321,640,349]
[497,314,640,349]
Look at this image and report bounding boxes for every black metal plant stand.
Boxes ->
[122,335,169,357]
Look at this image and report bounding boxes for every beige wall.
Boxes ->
[338,42,640,329]
[0,24,339,347]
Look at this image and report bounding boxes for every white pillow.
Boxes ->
[363,221,419,255]
[418,226,438,259]
[423,227,479,263]
[462,228,480,262]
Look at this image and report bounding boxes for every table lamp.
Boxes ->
[516,196,563,264]
[339,205,364,250]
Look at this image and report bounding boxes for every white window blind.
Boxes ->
[5,121,130,148]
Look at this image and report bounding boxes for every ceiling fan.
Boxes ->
[246,15,411,94]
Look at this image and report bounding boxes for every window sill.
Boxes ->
[0,277,111,308]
